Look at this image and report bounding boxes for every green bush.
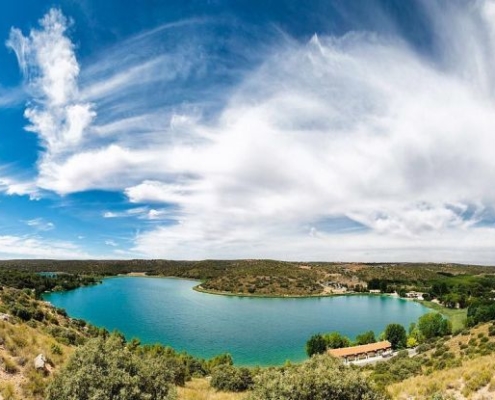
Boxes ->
[249,355,386,400]
[417,313,452,340]
[323,331,351,349]
[306,333,327,356]
[2,357,19,374]
[46,334,177,400]
[210,365,253,392]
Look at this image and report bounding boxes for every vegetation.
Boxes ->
[467,298,495,326]
[384,324,407,350]
[418,300,467,332]
[305,333,327,357]
[1,259,494,298]
[248,355,386,400]
[416,313,451,340]
[210,365,253,392]
[387,322,495,398]
[46,334,178,400]
[0,269,99,298]
[355,330,376,345]
[324,331,351,349]
[0,260,495,399]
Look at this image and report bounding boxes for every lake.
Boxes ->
[44,277,429,366]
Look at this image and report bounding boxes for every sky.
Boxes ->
[0,0,494,263]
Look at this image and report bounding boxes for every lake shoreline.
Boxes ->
[43,276,429,366]
[192,284,397,299]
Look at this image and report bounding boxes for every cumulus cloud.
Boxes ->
[10,3,495,263]
[0,235,90,259]
[130,1,495,263]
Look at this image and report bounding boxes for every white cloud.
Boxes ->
[0,177,38,199]
[25,218,55,231]
[0,86,24,108]
[102,206,175,221]
[7,8,96,175]
[105,240,118,247]
[125,181,190,204]
[10,4,495,263]
[0,235,90,259]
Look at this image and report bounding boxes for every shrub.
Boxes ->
[210,365,253,392]
[50,343,62,355]
[2,357,19,374]
[46,334,177,400]
[324,331,351,349]
[306,333,327,356]
[355,330,376,345]
[249,355,386,400]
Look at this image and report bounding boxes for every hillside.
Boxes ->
[1,259,494,297]
[0,263,495,399]
[388,323,495,399]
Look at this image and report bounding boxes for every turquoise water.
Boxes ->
[44,277,428,366]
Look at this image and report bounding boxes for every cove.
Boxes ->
[44,277,429,366]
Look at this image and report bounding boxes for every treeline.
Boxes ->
[367,274,495,308]
[0,269,98,297]
[306,312,452,356]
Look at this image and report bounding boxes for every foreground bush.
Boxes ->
[249,355,387,400]
[210,364,253,392]
[46,334,177,400]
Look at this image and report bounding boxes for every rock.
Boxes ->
[34,354,47,370]
[0,313,9,321]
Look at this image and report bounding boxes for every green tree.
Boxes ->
[417,313,452,339]
[384,323,407,349]
[249,355,386,400]
[324,332,351,349]
[210,365,253,392]
[46,334,177,400]
[355,330,376,345]
[306,334,327,357]
[207,353,233,370]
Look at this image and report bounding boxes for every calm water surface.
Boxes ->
[44,277,428,365]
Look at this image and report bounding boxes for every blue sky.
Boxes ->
[0,0,494,263]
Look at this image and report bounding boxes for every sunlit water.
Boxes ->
[44,277,428,365]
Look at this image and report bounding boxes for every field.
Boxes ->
[420,300,468,332]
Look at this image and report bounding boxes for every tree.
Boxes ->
[46,334,177,400]
[249,355,387,400]
[324,332,351,349]
[211,365,253,392]
[384,323,407,349]
[417,313,452,340]
[354,330,376,345]
[306,334,327,357]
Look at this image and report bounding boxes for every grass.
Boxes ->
[418,300,467,332]
[388,353,495,399]
[177,378,248,400]
[387,323,495,399]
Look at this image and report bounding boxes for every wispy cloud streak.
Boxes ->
[8,3,495,263]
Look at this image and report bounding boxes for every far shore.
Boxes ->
[193,284,413,300]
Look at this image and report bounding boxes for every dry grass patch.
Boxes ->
[0,319,73,399]
[177,378,248,400]
[389,354,495,399]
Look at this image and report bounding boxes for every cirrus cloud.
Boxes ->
[7,2,495,263]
